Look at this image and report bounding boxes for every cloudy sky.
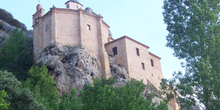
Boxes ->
[0,0,185,79]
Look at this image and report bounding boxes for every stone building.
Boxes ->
[32,0,163,89]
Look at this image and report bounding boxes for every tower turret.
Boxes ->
[65,0,83,10]
[33,4,44,26]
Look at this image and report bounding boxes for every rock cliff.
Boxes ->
[36,43,175,109]
[0,19,33,47]
[37,43,102,94]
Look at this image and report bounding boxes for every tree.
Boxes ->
[162,0,220,109]
[23,65,59,110]
[0,29,33,80]
[0,90,10,110]
[0,70,45,110]
[80,77,168,110]
[0,8,27,30]
[58,89,83,110]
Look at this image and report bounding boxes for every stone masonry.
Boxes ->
[33,0,163,90]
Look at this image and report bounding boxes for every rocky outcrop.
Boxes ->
[37,43,178,109]
[0,19,15,47]
[37,43,101,94]
[108,55,175,109]
[109,56,130,87]
[0,19,33,47]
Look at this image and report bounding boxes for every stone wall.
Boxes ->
[105,36,163,89]
[33,7,112,79]
[148,52,163,89]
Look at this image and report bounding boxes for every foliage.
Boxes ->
[0,90,10,110]
[163,0,220,109]
[23,65,59,110]
[0,70,45,110]
[0,29,33,80]
[58,89,83,110]
[0,8,26,30]
[80,77,168,110]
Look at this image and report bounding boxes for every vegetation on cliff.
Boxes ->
[0,8,26,31]
[162,0,220,109]
[0,27,168,109]
[0,29,33,80]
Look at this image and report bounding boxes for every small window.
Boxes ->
[67,4,69,8]
[113,47,117,56]
[35,17,39,24]
[87,25,91,30]
[152,74,153,77]
[76,5,78,9]
[136,48,140,56]
[151,59,154,67]
[142,63,145,70]
[46,25,49,32]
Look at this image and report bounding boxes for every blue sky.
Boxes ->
[0,0,185,79]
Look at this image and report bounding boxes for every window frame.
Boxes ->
[112,47,117,56]
[67,4,69,8]
[136,48,140,56]
[45,25,49,32]
[142,63,145,70]
[151,59,154,67]
[87,24,91,30]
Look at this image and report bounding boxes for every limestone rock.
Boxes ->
[109,55,130,87]
[0,19,33,47]
[37,43,101,94]
[37,43,179,110]
[0,19,16,33]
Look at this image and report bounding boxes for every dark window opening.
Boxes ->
[67,4,69,8]
[46,25,49,32]
[136,48,140,56]
[87,24,91,30]
[113,47,117,56]
[152,74,153,77]
[142,63,145,70]
[76,5,79,9]
[151,59,154,67]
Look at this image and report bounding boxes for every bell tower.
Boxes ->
[32,4,44,26]
[65,0,83,10]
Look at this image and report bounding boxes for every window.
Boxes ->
[152,74,153,77]
[67,4,69,8]
[142,63,145,70]
[136,48,140,56]
[35,17,39,24]
[112,47,117,56]
[151,59,154,67]
[76,5,78,9]
[46,25,49,32]
[87,24,91,30]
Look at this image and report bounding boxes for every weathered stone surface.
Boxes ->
[109,56,130,87]
[0,19,15,33]
[37,43,102,94]
[0,19,33,47]
[109,55,172,108]
[37,44,181,110]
